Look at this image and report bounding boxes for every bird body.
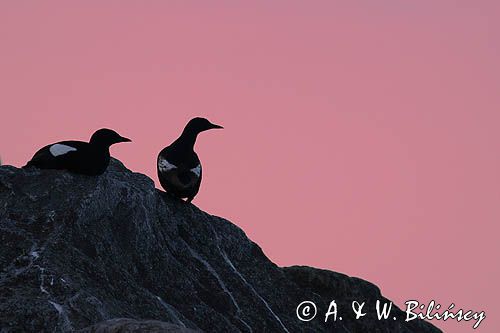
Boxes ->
[157,118,222,202]
[157,146,202,200]
[24,129,131,175]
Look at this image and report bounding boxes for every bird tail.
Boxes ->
[22,160,33,169]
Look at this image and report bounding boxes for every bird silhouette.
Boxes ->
[24,128,131,175]
[157,117,223,202]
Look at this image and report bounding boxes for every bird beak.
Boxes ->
[210,123,224,129]
[119,136,132,142]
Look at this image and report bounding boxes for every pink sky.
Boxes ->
[1,1,499,332]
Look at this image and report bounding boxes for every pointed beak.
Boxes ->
[119,136,132,143]
[210,123,224,129]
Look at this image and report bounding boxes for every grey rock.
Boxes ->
[76,318,200,333]
[0,160,441,332]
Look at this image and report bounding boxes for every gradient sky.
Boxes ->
[1,1,499,332]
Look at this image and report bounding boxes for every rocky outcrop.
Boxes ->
[0,160,441,332]
[77,319,198,333]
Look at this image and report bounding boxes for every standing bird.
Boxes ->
[24,128,131,175]
[157,117,223,202]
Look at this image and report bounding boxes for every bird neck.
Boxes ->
[174,130,199,150]
[89,141,111,154]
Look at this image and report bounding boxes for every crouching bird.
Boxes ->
[24,128,131,175]
[157,117,223,202]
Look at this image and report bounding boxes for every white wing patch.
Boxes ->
[190,164,201,177]
[49,144,77,157]
[158,157,177,172]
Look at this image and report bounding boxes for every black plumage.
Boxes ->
[157,117,223,202]
[24,128,131,175]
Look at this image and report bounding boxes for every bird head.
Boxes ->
[89,128,132,147]
[184,117,223,135]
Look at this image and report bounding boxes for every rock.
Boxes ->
[0,160,441,332]
[76,318,199,333]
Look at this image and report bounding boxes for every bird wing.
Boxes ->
[26,141,85,167]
